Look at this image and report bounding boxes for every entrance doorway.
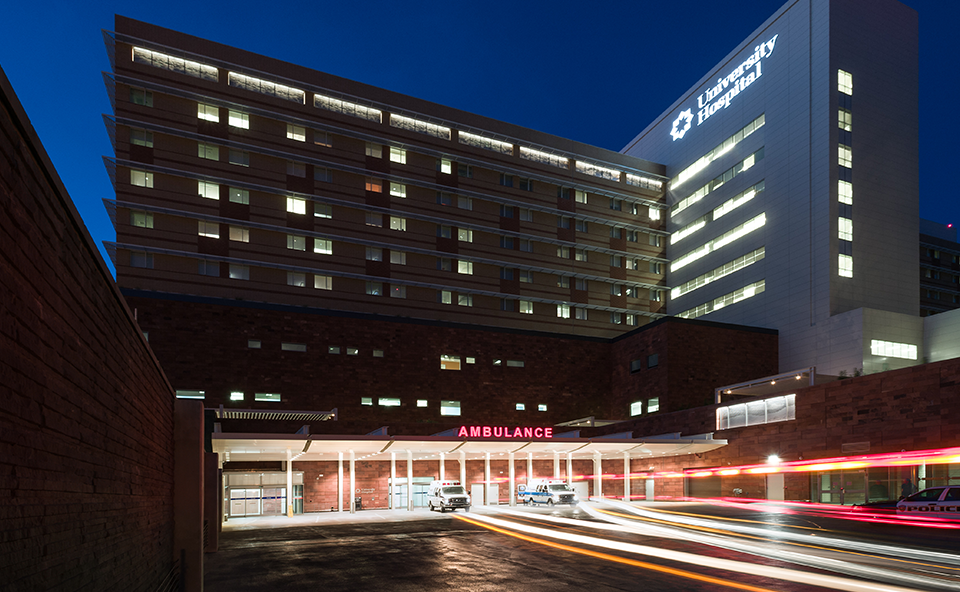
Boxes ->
[390,477,433,508]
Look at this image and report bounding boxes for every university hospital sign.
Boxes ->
[671,34,779,141]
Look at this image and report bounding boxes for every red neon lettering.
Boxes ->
[457,426,468,438]
[523,427,533,438]
[470,426,481,437]
[493,427,504,437]
[482,426,491,437]
[544,427,553,438]
[512,427,523,438]
[534,427,543,438]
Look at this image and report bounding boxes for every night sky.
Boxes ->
[2,0,957,275]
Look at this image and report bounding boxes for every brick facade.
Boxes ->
[0,69,177,590]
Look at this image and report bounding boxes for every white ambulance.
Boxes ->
[427,480,471,512]
[519,479,578,506]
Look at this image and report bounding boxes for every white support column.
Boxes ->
[349,450,356,514]
[526,452,533,486]
[407,450,413,511]
[553,453,560,479]
[286,448,293,517]
[460,451,466,488]
[508,452,516,507]
[439,452,445,481]
[484,452,491,506]
[566,453,573,488]
[338,451,344,512]
[593,452,602,500]
[623,452,631,502]
[390,452,396,510]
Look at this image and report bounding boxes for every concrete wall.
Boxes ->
[925,308,960,363]
[0,67,178,590]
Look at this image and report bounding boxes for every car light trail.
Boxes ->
[459,511,931,592]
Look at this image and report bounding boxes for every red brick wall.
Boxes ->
[0,71,177,590]
[591,356,960,501]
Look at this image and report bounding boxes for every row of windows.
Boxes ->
[629,397,660,417]
[924,249,960,264]
[671,213,766,273]
[629,353,659,373]
[670,247,765,300]
[923,269,960,283]
[671,114,766,190]
[175,389,280,402]
[676,280,765,320]
[672,147,765,216]
[837,69,855,279]
[127,249,651,323]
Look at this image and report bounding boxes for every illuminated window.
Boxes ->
[838,180,853,205]
[839,217,853,241]
[677,280,765,319]
[870,340,918,360]
[365,178,382,193]
[521,147,567,169]
[197,221,219,239]
[838,70,853,95]
[312,204,331,219]
[717,394,795,430]
[314,275,332,290]
[557,304,570,319]
[458,294,473,307]
[390,285,406,299]
[713,181,765,221]
[839,144,852,168]
[439,290,452,304]
[390,217,407,231]
[366,247,383,261]
[329,346,341,354]
[366,213,382,227]
[285,123,306,142]
[130,169,153,188]
[672,114,765,190]
[366,281,382,296]
[229,187,249,205]
[229,264,249,280]
[287,272,305,288]
[198,181,219,200]
[518,271,533,283]
[575,190,587,204]
[378,398,400,407]
[438,158,452,174]
[390,251,406,265]
[647,398,660,413]
[440,355,461,370]
[649,207,661,220]
[838,108,852,132]
[197,103,219,122]
[133,47,218,81]
[230,392,244,401]
[440,401,461,416]
[519,300,533,314]
[390,182,406,198]
[630,402,643,416]
[575,249,587,262]
[390,114,451,139]
[417,399,427,407]
[361,397,372,405]
[557,246,570,259]
[175,390,205,400]
[537,404,547,412]
[228,110,248,128]
[287,161,306,177]
[516,403,526,411]
[130,88,153,107]
[229,226,248,243]
[839,254,854,278]
[672,213,766,272]
[130,128,153,147]
[228,72,304,103]
[458,260,473,275]
[670,248,765,300]
[390,146,406,163]
[507,360,524,368]
[459,131,512,154]
[130,210,153,228]
[286,235,306,251]
[314,238,332,255]
[458,229,473,242]
[286,197,306,215]
[255,393,282,403]
[575,308,588,321]
[314,93,381,122]
[576,161,620,181]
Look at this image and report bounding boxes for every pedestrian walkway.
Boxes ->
[223,507,466,530]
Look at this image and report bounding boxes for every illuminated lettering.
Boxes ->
[534,427,544,438]
[493,427,504,437]
[457,426,468,438]
[482,426,491,437]
[523,427,533,438]
[671,34,778,141]
[545,427,553,438]
[456,426,554,439]
[470,426,481,437]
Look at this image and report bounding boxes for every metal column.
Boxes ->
[407,450,413,511]
[593,452,602,500]
[349,450,356,514]
[623,452,631,502]
[508,452,516,507]
[338,452,343,512]
[286,448,293,517]
[484,452,491,506]
[526,452,533,485]
[460,450,466,487]
[566,453,573,488]
[390,452,396,510]
[439,452,445,481]
[554,453,561,479]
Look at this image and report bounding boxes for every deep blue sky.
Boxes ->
[2,0,957,275]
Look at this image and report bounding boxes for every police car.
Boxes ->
[896,486,960,518]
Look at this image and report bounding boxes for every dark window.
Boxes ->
[647,353,659,369]
[630,359,643,373]
[500,174,513,188]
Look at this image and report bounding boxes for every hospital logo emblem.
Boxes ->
[670,109,693,141]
